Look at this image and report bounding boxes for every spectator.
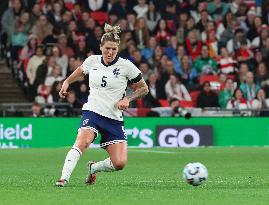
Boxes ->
[218,73,228,90]
[206,28,219,59]
[235,39,254,63]
[126,11,137,31]
[240,71,260,101]
[143,72,161,108]
[219,78,235,108]
[26,45,46,100]
[47,81,63,103]
[58,34,74,58]
[217,47,237,74]
[251,24,269,49]
[196,10,210,33]
[19,34,38,64]
[165,74,191,101]
[119,31,133,52]
[230,0,243,15]
[261,37,269,60]
[130,49,146,67]
[180,55,198,90]
[1,0,23,42]
[201,21,215,42]
[46,1,63,27]
[186,17,196,35]
[139,62,150,81]
[81,0,107,12]
[10,18,28,63]
[227,88,251,113]
[31,102,44,117]
[110,0,132,19]
[251,88,269,116]
[77,83,89,104]
[141,36,157,60]
[77,12,90,33]
[197,81,219,108]
[172,44,186,75]
[248,16,262,42]
[108,12,119,26]
[155,19,170,47]
[143,1,160,34]
[148,45,163,70]
[118,18,128,33]
[34,56,56,90]
[185,29,202,61]
[227,28,250,55]
[255,62,269,85]
[235,2,248,22]
[30,3,42,25]
[185,0,201,23]
[176,11,189,44]
[43,27,61,47]
[219,16,238,48]
[245,7,258,41]
[50,45,68,78]
[194,45,217,75]
[133,0,148,18]
[66,90,83,116]
[31,15,53,44]
[161,2,178,22]
[44,64,64,87]
[66,20,79,48]
[235,62,249,86]
[74,35,88,60]
[250,49,265,72]
[133,17,150,49]
[207,0,229,22]
[164,35,178,60]
[157,57,174,99]
[86,26,103,55]
[169,97,180,117]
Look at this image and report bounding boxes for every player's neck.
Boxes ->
[101,56,119,67]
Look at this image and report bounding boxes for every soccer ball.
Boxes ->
[183,162,208,186]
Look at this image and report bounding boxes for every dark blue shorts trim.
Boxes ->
[79,111,127,148]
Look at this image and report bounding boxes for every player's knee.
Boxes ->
[113,159,127,170]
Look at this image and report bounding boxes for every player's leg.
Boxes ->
[106,142,128,170]
[86,116,127,185]
[56,129,96,186]
[86,142,127,185]
[92,142,128,172]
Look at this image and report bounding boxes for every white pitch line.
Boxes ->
[129,149,178,154]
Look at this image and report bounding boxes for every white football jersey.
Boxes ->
[81,55,141,121]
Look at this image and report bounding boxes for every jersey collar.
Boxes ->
[101,55,119,67]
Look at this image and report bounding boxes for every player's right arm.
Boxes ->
[59,66,84,98]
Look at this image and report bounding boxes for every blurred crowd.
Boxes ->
[1,0,269,117]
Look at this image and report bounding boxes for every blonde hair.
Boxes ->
[101,23,121,46]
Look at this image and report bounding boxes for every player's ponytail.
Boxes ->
[101,23,121,46]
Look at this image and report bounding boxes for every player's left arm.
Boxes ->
[117,78,149,111]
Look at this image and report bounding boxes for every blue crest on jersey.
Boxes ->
[113,68,120,77]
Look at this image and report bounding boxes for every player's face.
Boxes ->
[100,41,119,64]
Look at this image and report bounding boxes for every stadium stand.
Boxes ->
[1,0,269,117]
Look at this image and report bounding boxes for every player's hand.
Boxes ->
[59,81,69,98]
[117,97,130,110]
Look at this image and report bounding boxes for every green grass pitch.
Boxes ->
[1,147,269,205]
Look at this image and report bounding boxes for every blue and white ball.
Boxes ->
[183,162,208,186]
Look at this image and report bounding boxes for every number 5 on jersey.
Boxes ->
[101,76,107,87]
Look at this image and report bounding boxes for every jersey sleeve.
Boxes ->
[126,60,142,83]
[82,55,94,75]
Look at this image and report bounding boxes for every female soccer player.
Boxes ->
[56,24,149,186]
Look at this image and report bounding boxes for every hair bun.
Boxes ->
[104,23,121,35]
